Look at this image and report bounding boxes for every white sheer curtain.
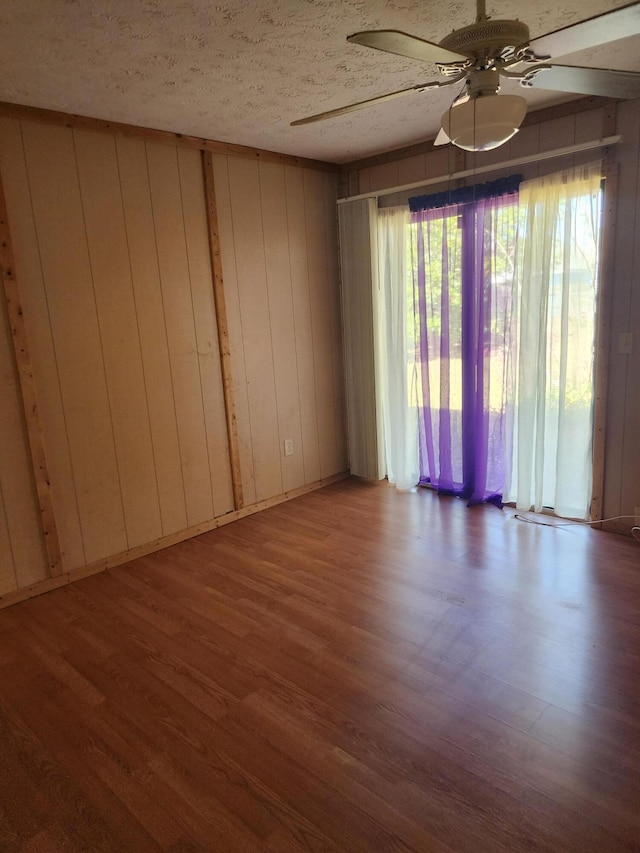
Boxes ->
[504,162,602,519]
[375,207,419,490]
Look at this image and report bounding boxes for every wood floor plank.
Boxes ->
[1,478,640,850]
[0,683,159,852]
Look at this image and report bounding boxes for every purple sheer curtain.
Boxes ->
[410,188,519,506]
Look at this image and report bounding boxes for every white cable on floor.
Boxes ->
[514,513,640,542]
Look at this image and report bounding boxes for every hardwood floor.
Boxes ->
[1,477,640,851]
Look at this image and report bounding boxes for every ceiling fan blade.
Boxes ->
[527,1,640,58]
[433,128,451,146]
[526,64,640,99]
[347,30,470,65]
[291,80,447,126]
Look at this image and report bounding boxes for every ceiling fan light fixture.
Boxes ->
[440,93,528,152]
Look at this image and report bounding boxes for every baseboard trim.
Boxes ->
[0,472,349,610]
[599,518,637,537]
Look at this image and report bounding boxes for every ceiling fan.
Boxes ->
[291,0,640,152]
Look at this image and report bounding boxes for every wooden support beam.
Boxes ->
[202,151,244,511]
[0,170,63,575]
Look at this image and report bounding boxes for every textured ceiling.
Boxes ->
[1,0,639,163]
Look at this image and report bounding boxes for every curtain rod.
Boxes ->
[337,135,621,204]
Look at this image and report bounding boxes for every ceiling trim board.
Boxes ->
[338,135,621,203]
[0,102,340,173]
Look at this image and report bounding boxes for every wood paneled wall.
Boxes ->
[212,155,347,505]
[0,115,346,601]
[343,101,640,535]
[604,99,640,536]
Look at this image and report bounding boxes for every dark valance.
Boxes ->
[409,174,522,213]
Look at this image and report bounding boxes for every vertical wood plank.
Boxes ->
[21,121,128,564]
[0,283,48,587]
[226,156,282,502]
[258,161,305,493]
[538,115,576,174]
[74,129,162,549]
[0,478,17,595]
[200,150,242,511]
[347,169,360,197]
[424,148,452,180]
[618,102,640,526]
[284,165,321,485]
[179,148,234,517]
[323,171,348,472]
[146,141,214,527]
[397,154,427,187]
[368,161,400,193]
[509,124,541,181]
[304,169,338,478]
[359,168,372,194]
[0,117,85,571]
[591,162,618,522]
[472,140,512,171]
[211,154,256,507]
[603,100,639,524]
[115,136,188,537]
[574,108,604,144]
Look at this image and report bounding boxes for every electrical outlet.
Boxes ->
[284,438,294,457]
[635,507,640,526]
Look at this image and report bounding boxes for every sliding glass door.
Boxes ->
[409,179,520,506]
[377,164,603,519]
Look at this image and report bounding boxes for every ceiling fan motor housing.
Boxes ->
[439,19,530,62]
